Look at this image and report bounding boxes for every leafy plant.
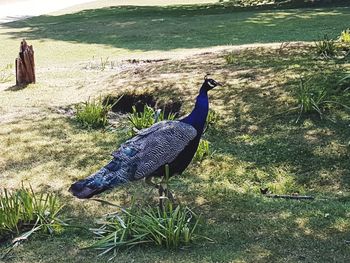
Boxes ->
[315,35,337,58]
[0,64,13,83]
[75,96,122,129]
[0,185,65,240]
[128,105,176,136]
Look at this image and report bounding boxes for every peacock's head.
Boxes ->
[202,74,223,91]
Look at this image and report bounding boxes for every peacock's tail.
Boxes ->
[69,160,130,199]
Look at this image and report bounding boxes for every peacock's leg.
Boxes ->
[145,176,165,208]
[160,177,175,204]
[145,176,175,208]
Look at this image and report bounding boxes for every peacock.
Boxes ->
[69,76,222,200]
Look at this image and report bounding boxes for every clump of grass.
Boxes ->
[294,72,350,122]
[128,105,176,136]
[296,78,327,121]
[194,139,213,162]
[0,64,13,83]
[100,57,109,71]
[75,96,121,129]
[315,35,337,58]
[224,52,236,64]
[339,28,350,43]
[89,202,199,256]
[84,57,115,71]
[204,109,220,134]
[0,185,65,240]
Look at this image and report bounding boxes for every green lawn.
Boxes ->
[0,4,349,65]
[1,1,350,263]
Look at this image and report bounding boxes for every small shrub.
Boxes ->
[75,96,121,129]
[128,105,176,136]
[0,185,65,239]
[315,35,337,58]
[88,202,200,256]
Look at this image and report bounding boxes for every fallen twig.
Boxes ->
[264,194,315,200]
[260,188,315,200]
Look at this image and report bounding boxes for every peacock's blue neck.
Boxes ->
[181,87,209,134]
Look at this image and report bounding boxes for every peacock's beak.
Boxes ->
[216,82,223,87]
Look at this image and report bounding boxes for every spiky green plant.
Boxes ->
[87,166,204,258]
[75,96,121,129]
[128,105,176,136]
[204,109,220,134]
[294,74,350,123]
[194,139,212,162]
[88,203,199,257]
[315,35,337,58]
[339,29,350,43]
[0,185,65,239]
[224,52,236,64]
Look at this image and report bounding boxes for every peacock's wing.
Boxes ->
[69,120,197,199]
[112,120,197,180]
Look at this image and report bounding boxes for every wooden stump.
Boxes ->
[15,39,35,86]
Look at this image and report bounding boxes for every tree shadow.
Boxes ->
[1,4,349,51]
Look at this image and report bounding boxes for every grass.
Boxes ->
[314,34,337,57]
[0,4,350,67]
[0,185,64,236]
[0,1,350,262]
[1,43,349,262]
[0,63,13,83]
[0,185,66,259]
[75,96,122,129]
[128,105,177,135]
[88,200,200,257]
[339,28,350,43]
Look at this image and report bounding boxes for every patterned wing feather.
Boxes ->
[112,121,197,180]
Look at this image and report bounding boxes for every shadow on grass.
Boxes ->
[2,4,350,51]
[0,116,129,192]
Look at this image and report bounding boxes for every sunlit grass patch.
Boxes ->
[0,116,122,190]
